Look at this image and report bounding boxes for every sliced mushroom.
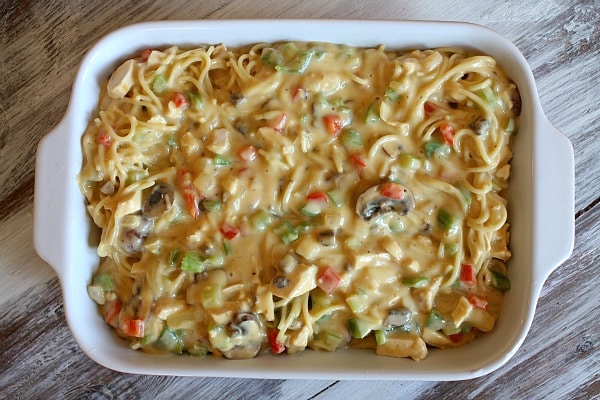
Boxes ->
[230,92,247,107]
[383,308,412,330]
[222,312,265,359]
[142,183,174,218]
[317,230,336,247]
[355,183,416,221]
[119,212,154,254]
[235,120,249,136]
[471,118,490,136]
[509,85,521,116]
[384,308,420,334]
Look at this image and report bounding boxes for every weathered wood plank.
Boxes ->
[0,0,598,399]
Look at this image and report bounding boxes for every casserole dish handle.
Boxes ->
[533,115,575,282]
[34,118,73,272]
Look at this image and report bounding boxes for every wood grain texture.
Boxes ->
[1,0,598,399]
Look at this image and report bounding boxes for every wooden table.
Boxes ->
[1,1,598,398]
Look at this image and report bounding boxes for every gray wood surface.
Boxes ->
[1,1,598,399]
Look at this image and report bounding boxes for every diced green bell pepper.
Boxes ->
[490,270,511,291]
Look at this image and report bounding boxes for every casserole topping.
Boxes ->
[79,42,518,360]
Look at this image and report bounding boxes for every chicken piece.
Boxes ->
[107,59,135,99]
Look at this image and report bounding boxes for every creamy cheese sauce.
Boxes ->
[79,42,518,360]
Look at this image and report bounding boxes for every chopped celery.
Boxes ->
[181,251,224,273]
[323,331,343,350]
[374,329,387,345]
[346,293,368,314]
[458,184,472,206]
[202,199,222,212]
[399,154,419,170]
[299,201,325,217]
[201,285,223,309]
[326,188,344,208]
[313,92,329,110]
[181,252,207,272]
[156,327,185,354]
[402,276,429,288]
[341,128,363,149]
[261,48,284,68]
[166,135,178,149]
[384,87,400,102]
[480,86,497,105]
[295,221,313,234]
[348,318,373,339]
[275,50,314,73]
[262,46,314,73]
[184,90,204,110]
[208,324,231,351]
[437,208,458,233]
[506,117,516,133]
[311,289,333,310]
[388,216,405,233]
[365,102,380,124]
[426,310,446,331]
[188,344,209,357]
[151,74,168,94]
[249,209,272,231]
[127,170,147,184]
[424,141,450,159]
[442,324,462,336]
[93,274,115,291]
[274,222,299,244]
[213,155,231,166]
[490,270,511,291]
[444,242,459,257]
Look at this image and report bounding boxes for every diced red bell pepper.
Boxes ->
[460,264,477,287]
[268,329,285,354]
[349,153,367,169]
[317,265,341,294]
[182,186,200,220]
[220,223,240,240]
[323,114,343,137]
[440,123,455,145]
[306,191,329,203]
[103,300,121,327]
[123,319,145,338]
[291,85,306,101]
[448,333,463,343]
[379,182,405,200]
[269,112,287,132]
[468,294,488,310]
[177,169,201,219]
[170,92,189,109]
[140,49,157,62]
[98,129,111,148]
[424,101,437,117]
[238,144,258,162]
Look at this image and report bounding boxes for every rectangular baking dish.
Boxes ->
[33,19,574,380]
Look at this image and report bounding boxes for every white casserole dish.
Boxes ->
[33,20,574,380]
